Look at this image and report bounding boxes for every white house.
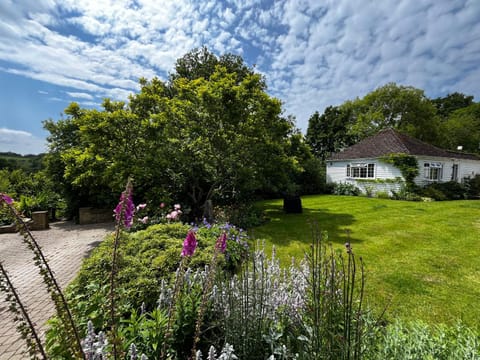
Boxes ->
[326,128,480,195]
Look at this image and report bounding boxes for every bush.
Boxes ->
[366,321,480,359]
[419,181,467,201]
[214,202,266,229]
[375,190,390,199]
[465,175,480,198]
[45,222,249,357]
[332,182,361,196]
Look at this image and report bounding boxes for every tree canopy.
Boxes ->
[44,48,304,218]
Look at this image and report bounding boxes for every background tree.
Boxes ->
[344,83,441,144]
[441,103,480,154]
[306,106,356,160]
[431,92,474,118]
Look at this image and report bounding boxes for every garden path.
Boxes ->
[0,221,114,359]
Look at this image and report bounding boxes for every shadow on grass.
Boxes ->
[252,203,361,247]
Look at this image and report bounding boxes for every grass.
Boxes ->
[251,195,480,328]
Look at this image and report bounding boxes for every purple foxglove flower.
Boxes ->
[215,232,227,253]
[114,187,135,228]
[0,193,13,204]
[181,230,198,257]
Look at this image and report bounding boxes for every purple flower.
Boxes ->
[114,186,135,229]
[0,193,13,205]
[181,230,198,257]
[215,232,227,253]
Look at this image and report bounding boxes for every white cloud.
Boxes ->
[66,91,94,100]
[0,128,47,155]
[0,0,479,138]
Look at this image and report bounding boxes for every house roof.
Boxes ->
[328,128,480,161]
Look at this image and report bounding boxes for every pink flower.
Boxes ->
[181,230,198,257]
[174,204,181,210]
[215,232,227,253]
[136,203,147,211]
[140,216,149,224]
[0,193,13,205]
[160,202,165,208]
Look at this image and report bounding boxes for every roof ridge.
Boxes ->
[328,127,480,161]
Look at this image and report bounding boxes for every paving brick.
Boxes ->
[0,221,112,359]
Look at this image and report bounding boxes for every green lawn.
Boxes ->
[252,195,480,328]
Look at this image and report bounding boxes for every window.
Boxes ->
[451,164,458,181]
[424,162,443,181]
[347,163,375,178]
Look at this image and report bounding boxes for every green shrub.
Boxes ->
[419,181,467,201]
[465,174,480,198]
[375,190,390,199]
[333,182,361,196]
[45,222,249,357]
[214,202,266,229]
[366,321,480,359]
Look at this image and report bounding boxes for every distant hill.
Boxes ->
[0,152,46,172]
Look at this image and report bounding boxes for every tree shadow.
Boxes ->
[252,203,361,247]
[84,240,104,259]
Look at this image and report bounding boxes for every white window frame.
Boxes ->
[347,163,375,179]
[424,162,443,181]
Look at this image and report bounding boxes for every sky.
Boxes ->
[0,0,479,155]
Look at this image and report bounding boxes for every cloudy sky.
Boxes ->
[1,0,479,154]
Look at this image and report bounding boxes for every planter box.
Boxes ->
[0,223,17,234]
[30,211,49,230]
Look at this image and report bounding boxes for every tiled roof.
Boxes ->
[328,128,480,161]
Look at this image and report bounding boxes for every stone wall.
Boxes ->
[78,207,114,225]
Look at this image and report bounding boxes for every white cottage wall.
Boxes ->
[326,159,404,195]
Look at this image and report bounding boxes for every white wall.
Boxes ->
[326,158,403,195]
[415,156,480,186]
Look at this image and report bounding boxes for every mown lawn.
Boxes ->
[252,195,480,328]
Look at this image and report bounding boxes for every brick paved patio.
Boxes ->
[0,221,113,359]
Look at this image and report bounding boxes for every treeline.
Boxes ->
[0,152,45,172]
[306,83,479,160]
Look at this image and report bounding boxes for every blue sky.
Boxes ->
[1,0,479,154]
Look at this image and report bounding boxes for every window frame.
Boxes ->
[424,162,443,181]
[347,162,375,179]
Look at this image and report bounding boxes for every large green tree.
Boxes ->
[306,106,356,160]
[441,103,480,154]
[344,83,441,144]
[44,49,301,218]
